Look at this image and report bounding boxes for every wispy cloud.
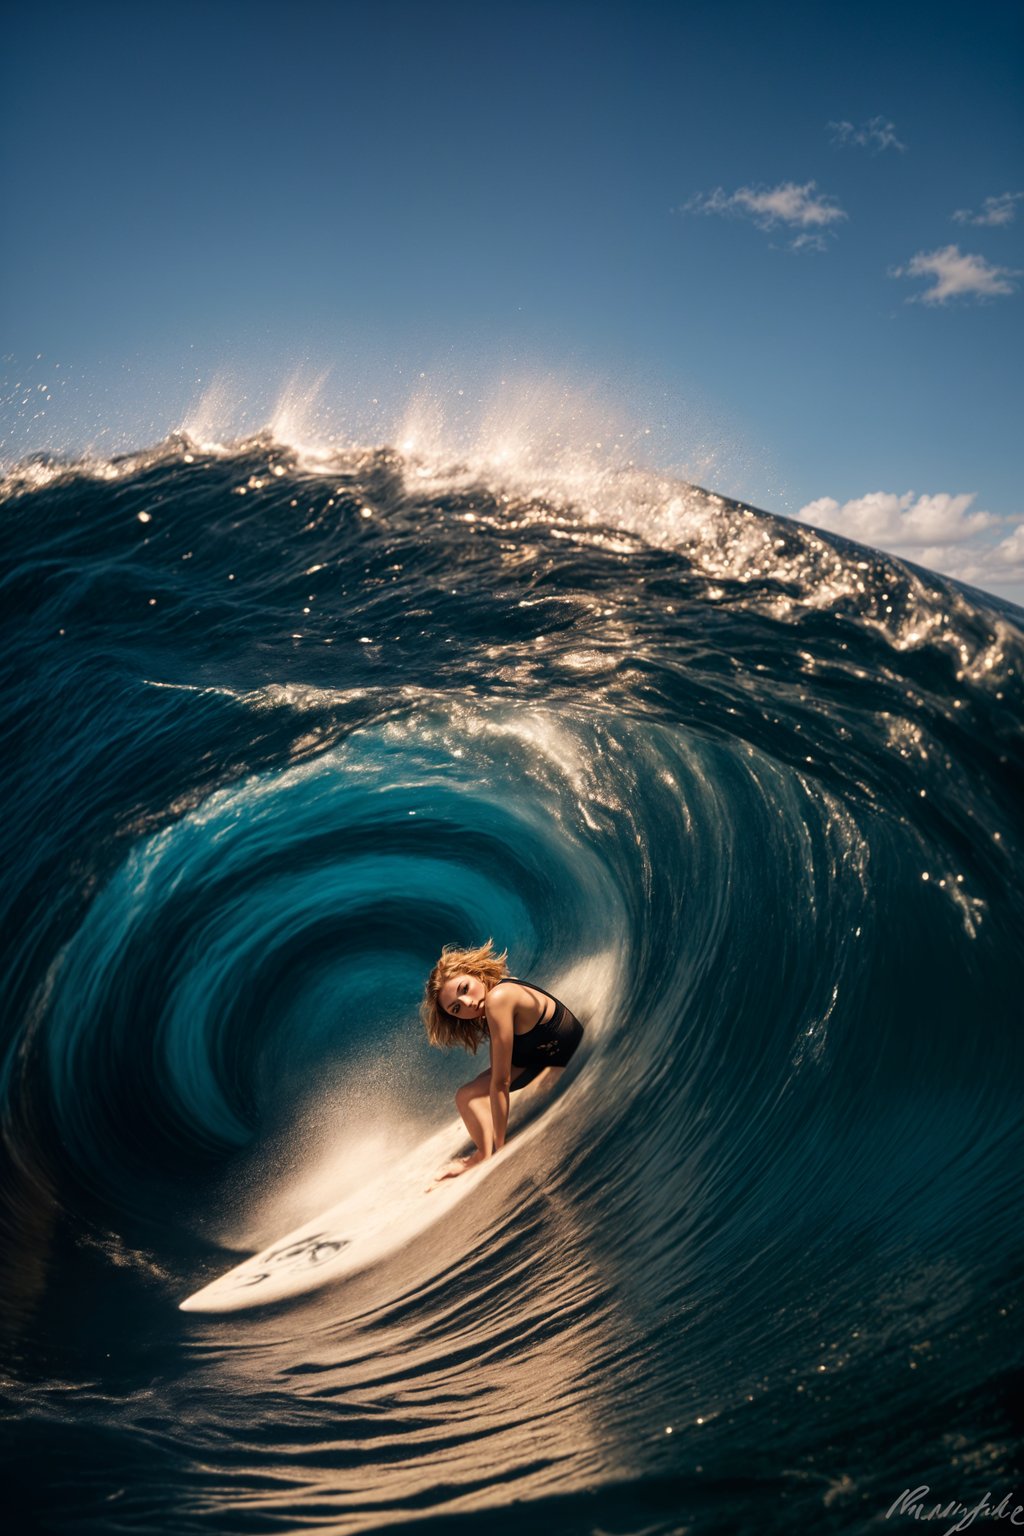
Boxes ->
[891,245,1019,304]
[682,181,846,251]
[992,522,1024,580]
[796,492,1024,596]
[828,117,906,153]
[797,491,997,548]
[952,191,1024,227]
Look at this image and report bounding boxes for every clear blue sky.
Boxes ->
[3,0,1022,596]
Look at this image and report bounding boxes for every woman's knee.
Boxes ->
[455,1073,488,1110]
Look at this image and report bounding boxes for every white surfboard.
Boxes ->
[178,1064,584,1314]
[179,1117,508,1313]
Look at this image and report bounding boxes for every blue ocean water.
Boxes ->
[1,427,1022,1534]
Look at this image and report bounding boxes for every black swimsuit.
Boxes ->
[502,978,584,1091]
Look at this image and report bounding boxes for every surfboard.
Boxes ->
[179,1092,548,1314]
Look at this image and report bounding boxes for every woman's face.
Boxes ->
[438,972,487,1021]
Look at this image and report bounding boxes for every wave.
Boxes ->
[1,427,1022,1533]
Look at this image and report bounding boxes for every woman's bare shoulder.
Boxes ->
[487,978,526,1006]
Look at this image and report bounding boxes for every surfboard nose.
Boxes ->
[179,1289,211,1312]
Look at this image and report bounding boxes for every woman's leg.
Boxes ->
[454,1069,494,1154]
[453,1065,540,1154]
[432,1066,562,1186]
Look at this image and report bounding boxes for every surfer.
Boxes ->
[421,940,584,1182]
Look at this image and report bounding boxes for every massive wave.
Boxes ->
[1,414,1021,1534]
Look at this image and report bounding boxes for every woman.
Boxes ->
[421,939,584,1181]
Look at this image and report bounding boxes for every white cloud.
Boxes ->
[683,181,846,251]
[828,117,906,153]
[952,191,1024,227]
[995,523,1024,560]
[992,522,1024,579]
[891,245,1019,304]
[797,491,997,549]
[796,493,1024,598]
[897,529,1024,593]
[790,231,830,253]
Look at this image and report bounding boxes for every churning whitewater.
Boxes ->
[1,420,1021,1535]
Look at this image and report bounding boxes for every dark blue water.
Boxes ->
[1,430,1022,1534]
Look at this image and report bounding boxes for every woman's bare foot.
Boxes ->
[426,1151,486,1190]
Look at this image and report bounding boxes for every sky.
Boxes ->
[2,0,1022,601]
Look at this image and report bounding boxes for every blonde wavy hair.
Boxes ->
[421,938,510,1052]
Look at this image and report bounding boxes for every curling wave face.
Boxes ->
[0,432,1022,1534]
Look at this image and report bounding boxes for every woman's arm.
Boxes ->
[486,989,515,1154]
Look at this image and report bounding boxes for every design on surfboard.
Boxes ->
[231,1232,351,1289]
